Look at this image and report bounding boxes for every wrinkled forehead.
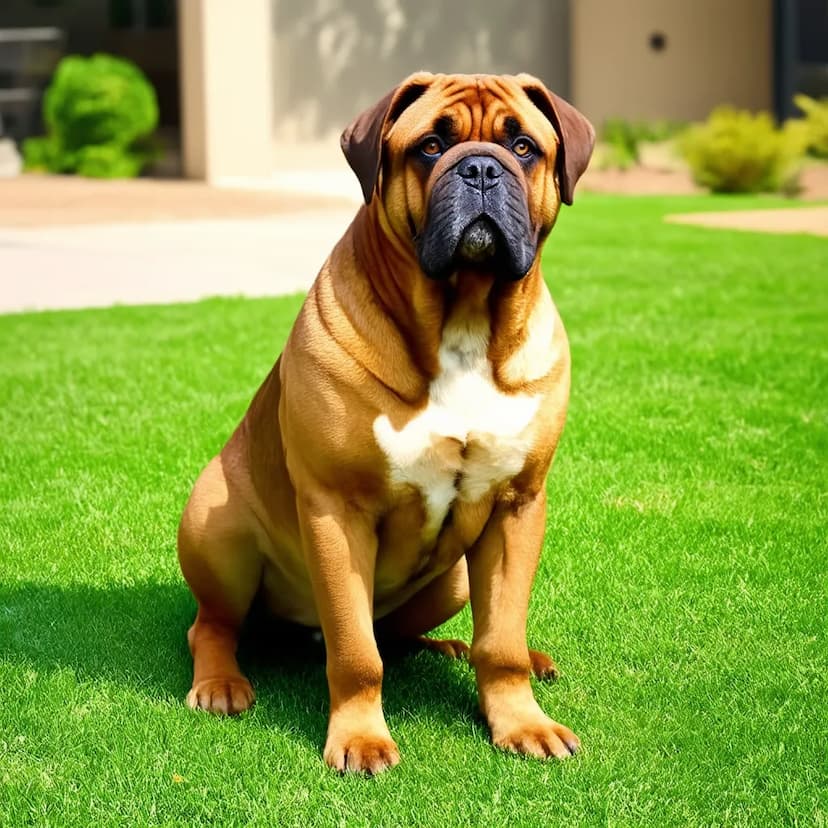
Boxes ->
[388,74,558,152]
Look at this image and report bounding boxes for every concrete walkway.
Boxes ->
[0,211,356,313]
[0,177,359,314]
[665,206,828,237]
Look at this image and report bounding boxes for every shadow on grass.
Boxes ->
[0,580,479,748]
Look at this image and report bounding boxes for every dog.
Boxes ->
[178,72,594,774]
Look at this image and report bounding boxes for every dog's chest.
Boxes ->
[373,321,540,542]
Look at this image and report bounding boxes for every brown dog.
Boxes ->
[178,72,594,774]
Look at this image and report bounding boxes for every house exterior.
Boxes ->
[0,0,825,182]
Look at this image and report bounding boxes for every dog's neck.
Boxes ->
[327,202,546,399]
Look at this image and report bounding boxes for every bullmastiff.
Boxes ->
[178,72,594,773]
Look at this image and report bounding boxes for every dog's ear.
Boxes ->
[341,73,434,204]
[516,75,595,206]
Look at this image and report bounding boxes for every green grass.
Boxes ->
[1,195,826,826]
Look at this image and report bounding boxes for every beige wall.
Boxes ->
[572,0,772,126]
[178,0,274,181]
[270,0,572,145]
[177,0,776,179]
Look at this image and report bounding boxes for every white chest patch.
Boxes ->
[373,318,540,541]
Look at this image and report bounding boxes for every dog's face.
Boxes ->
[341,73,595,282]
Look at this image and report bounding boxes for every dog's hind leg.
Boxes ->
[376,559,470,657]
[376,559,558,679]
[178,455,263,715]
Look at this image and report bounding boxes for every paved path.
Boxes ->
[665,206,828,237]
[0,176,360,314]
[0,175,357,227]
[0,210,356,313]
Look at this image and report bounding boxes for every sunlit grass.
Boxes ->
[1,194,825,825]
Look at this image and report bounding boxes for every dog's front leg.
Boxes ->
[467,490,579,759]
[297,491,399,774]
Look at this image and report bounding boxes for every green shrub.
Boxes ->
[599,118,688,169]
[680,107,807,194]
[600,120,639,168]
[19,135,62,171]
[793,94,828,159]
[23,53,159,178]
[592,140,637,171]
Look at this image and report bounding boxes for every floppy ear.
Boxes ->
[516,75,595,205]
[341,73,434,204]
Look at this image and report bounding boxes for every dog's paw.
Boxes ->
[492,716,579,760]
[186,676,255,715]
[528,649,559,681]
[324,732,401,775]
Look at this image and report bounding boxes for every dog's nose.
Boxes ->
[457,155,503,190]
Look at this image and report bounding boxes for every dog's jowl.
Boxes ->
[178,73,594,774]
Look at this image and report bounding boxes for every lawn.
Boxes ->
[0,194,825,826]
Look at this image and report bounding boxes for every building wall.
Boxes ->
[572,0,773,126]
[270,0,572,144]
[179,0,273,180]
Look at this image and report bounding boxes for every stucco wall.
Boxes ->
[270,0,572,143]
[572,0,773,126]
[179,0,273,180]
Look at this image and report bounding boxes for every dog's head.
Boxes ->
[341,73,594,282]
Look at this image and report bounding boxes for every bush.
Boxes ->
[599,118,687,168]
[600,120,639,168]
[23,53,159,178]
[793,94,828,159]
[680,107,807,194]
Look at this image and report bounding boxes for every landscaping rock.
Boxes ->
[0,138,23,178]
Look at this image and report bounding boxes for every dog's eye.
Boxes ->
[511,137,536,158]
[419,136,444,158]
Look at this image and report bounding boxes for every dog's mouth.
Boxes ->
[416,171,537,282]
[432,214,522,279]
[457,217,499,264]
